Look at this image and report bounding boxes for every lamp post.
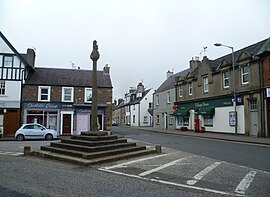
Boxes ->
[90,40,100,131]
[214,43,237,134]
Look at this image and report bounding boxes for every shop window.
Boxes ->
[62,87,74,102]
[0,81,5,95]
[85,88,92,103]
[177,117,189,126]
[241,64,249,84]
[223,71,229,88]
[38,86,51,101]
[204,115,213,127]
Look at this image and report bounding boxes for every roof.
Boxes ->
[155,69,190,94]
[257,37,270,56]
[128,89,152,105]
[0,31,34,71]
[25,67,112,88]
[212,38,268,70]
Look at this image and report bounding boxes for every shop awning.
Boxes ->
[197,107,215,116]
[172,109,190,117]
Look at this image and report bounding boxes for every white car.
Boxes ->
[15,123,59,141]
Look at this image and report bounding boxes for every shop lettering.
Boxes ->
[194,102,209,108]
[26,103,59,109]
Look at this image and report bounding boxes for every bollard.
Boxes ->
[155,144,162,153]
[24,146,31,156]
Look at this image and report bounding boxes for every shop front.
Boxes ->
[23,102,74,135]
[173,96,244,134]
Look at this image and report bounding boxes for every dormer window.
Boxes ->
[188,82,192,96]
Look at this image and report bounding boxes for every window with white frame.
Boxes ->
[3,56,13,67]
[223,71,229,88]
[85,88,92,103]
[188,82,192,96]
[0,81,5,95]
[62,87,74,102]
[203,76,208,93]
[143,116,148,123]
[38,86,51,101]
[169,115,174,125]
[179,85,183,97]
[167,91,171,103]
[156,95,159,105]
[241,64,249,84]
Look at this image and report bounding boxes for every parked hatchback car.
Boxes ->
[15,123,59,141]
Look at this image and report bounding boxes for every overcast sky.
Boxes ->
[1,0,269,100]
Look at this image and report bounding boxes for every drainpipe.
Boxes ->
[259,57,266,137]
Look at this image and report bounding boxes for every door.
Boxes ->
[62,114,71,134]
[77,114,89,134]
[163,113,168,129]
[4,109,20,136]
[250,111,258,136]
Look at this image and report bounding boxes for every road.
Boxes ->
[112,126,270,172]
[0,127,270,196]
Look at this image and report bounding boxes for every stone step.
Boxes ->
[31,149,157,165]
[61,138,128,147]
[71,135,118,141]
[40,145,147,159]
[50,142,136,153]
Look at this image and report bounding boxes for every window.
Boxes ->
[223,71,229,88]
[179,85,183,97]
[133,115,135,123]
[85,88,92,103]
[203,76,208,93]
[3,56,13,67]
[62,87,74,102]
[156,115,160,124]
[167,91,171,103]
[241,64,249,84]
[188,82,192,96]
[143,116,148,123]
[204,116,213,127]
[149,102,152,109]
[0,81,5,95]
[177,117,189,126]
[169,115,174,125]
[38,86,51,101]
[156,95,159,105]
[250,100,258,111]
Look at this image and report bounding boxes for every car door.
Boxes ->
[31,124,46,139]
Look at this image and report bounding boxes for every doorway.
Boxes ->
[250,100,258,136]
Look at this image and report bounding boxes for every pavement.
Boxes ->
[1,128,270,146]
[136,127,270,146]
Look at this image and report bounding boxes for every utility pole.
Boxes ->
[90,40,100,131]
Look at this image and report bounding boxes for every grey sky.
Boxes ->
[1,0,269,100]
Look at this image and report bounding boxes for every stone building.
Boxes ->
[22,66,112,135]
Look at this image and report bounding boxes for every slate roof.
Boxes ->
[212,38,268,70]
[155,69,190,94]
[25,67,112,88]
[128,89,152,105]
[0,31,34,71]
[257,37,270,56]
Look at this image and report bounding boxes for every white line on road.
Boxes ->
[139,157,192,177]
[187,162,221,185]
[101,153,173,170]
[234,170,257,194]
[99,168,244,196]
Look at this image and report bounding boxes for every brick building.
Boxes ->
[22,66,112,135]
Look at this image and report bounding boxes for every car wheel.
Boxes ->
[45,134,53,141]
[16,134,24,141]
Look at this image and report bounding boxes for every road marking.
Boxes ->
[0,151,23,156]
[139,157,192,177]
[99,168,243,196]
[102,153,173,170]
[235,170,257,194]
[187,162,221,185]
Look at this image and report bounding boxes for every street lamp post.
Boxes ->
[214,43,237,134]
[90,40,100,131]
